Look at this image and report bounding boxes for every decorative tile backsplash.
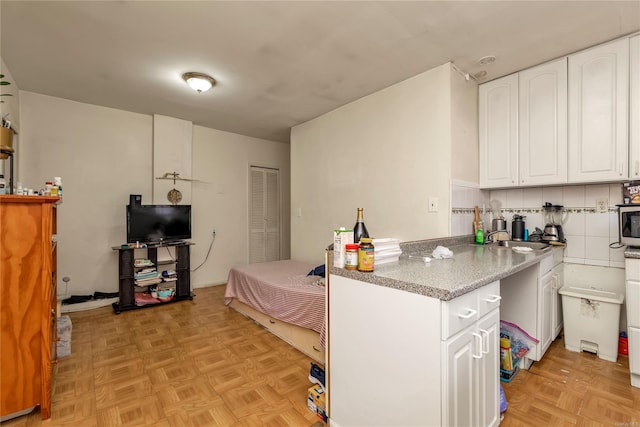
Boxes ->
[451,181,626,268]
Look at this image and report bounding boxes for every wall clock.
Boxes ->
[167,188,182,205]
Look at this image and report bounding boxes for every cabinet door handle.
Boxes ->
[484,295,501,303]
[458,308,477,319]
[479,329,490,354]
[472,332,483,359]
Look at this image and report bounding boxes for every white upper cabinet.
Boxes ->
[479,59,567,188]
[519,58,568,186]
[630,35,640,180]
[568,38,629,183]
[479,74,518,188]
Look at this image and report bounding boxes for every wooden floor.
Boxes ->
[3,284,640,426]
[501,334,640,426]
[3,285,325,427]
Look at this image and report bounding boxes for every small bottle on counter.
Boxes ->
[357,238,375,272]
[44,181,53,196]
[344,244,359,270]
[353,208,369,244]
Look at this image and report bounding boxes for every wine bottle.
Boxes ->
[353,207,369,243]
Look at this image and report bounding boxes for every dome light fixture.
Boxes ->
[182,72,216,93]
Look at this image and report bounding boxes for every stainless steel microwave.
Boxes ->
[619,205,640,246]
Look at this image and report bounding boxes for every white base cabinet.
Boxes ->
[552,263,564,339]
[328,276,500,427]
[500,249,563,365]
[443,309,500,427]
[625,257,640,388]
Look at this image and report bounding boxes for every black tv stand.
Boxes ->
[159,240,186,246]
[111,241,194,314]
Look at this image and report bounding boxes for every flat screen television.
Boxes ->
[126,204,191,244]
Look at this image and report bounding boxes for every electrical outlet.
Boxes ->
[596,199,608,213]
[428,197,438,212]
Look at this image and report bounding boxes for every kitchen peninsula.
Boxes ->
[327,236,563,427]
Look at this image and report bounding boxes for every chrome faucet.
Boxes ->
[484,230,510,244]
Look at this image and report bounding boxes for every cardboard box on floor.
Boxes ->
[307,384,327,422]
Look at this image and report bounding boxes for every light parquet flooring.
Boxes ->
[2,285,325,427]
[501,334,640,427]
[4,284,640,426]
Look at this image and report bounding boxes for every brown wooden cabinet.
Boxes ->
[0,195,59,420]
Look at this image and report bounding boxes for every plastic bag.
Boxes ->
[500,384,508,413]
[500,320,539,361]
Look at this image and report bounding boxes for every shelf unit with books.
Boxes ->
[111,242,193,314]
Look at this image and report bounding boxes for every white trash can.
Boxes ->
[559,286,623,362]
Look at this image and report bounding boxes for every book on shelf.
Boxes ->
[134,268,159,280]
[135,277,162,286]
[134,259,154,267]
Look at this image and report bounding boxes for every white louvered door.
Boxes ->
[249,166,280,263]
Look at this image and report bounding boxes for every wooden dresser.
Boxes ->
[0,195,59,420]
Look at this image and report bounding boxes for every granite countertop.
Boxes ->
[330,236,560,301]
[625,246,640,259]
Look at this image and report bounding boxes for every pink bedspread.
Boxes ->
[224,260,325,334]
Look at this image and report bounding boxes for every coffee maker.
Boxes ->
[542,202,567,243]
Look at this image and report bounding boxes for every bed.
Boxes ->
[224,259,326,363]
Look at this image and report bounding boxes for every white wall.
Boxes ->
[291,63,466,263]
[190,125,290,287]
[451,181,491,237]
[451,70,479,183]
[18,91,290,296]
[19,91,153,296]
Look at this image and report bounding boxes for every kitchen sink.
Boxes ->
[492,240,550,250]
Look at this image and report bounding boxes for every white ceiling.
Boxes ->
[1,1,639,143]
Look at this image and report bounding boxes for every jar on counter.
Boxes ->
[345,244,359,270]
[357,238,374,272]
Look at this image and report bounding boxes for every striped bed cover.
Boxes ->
[224,260,326,345]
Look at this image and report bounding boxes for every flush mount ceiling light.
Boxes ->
[181,72,216,93]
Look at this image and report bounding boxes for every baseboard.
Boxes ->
[60,297,118,313]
